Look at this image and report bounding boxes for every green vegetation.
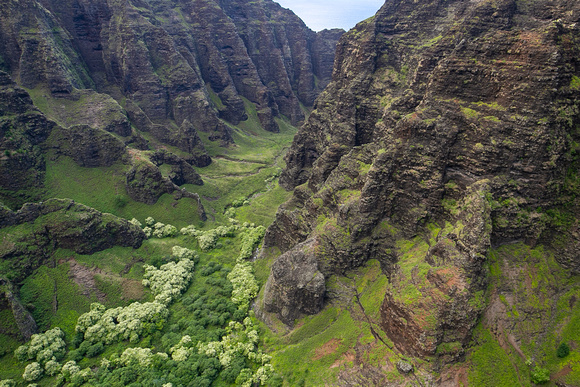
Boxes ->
[570,75,580,91]
[461,106,480,119]
[468,327,522,386]
[530,366,550,384]
[557,342,570,358]
[467,243,580,386]
[260,260,403,386]
[2,216,279,386]
[0,97,297,386]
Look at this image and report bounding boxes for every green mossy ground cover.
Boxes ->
[260,260,406,386]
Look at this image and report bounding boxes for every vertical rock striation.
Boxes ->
[0,0,343,141]
[263,0,580,363]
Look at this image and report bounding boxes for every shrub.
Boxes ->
[557,342,570,358]
[60,361,80,379]
[238,226,265,261]
[22,362,43,382]
[14,327,66,365]
[116,347,168,368]
[224,207,236,218]
[129,218,142,228]
[152,223,178,238]
[172,246,198,262]
[530,366,550,384]
[143,258,195,305]
[68,349,83,362]
[198,230,218,251]
[231,197,247,208]
[44,359,61,376]
[76,301,169,344]
[85,342,105,358]
[114,195,128,208]
[180,225,200,237]
[227,263,259,311]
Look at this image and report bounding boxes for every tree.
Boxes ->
[557,342,570,358]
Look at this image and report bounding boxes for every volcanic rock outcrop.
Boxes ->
[263,0,580,363]
[0,198,146,283]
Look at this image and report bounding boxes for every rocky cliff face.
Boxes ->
[0,198,146,284]
[263,0,580,364]
[0,71,54,209]
[0,0,342,208]
[0,0,342,139]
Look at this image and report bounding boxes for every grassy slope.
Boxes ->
[0,96,295,383]
[466,244,580,387]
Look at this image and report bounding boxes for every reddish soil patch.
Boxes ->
[313,338,342,361]
[330,350,355,369]
[68,259,107,302]
[438,363,470,387]
[553,364,573,382]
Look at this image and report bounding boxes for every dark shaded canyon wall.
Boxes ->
[0,0,342,207]
[263,0,580,359]
[0,0,343,139]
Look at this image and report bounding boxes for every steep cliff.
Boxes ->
[0,0,342,139]
[0,71,54,209]
[263,0,580,369]
[0,0,342,208]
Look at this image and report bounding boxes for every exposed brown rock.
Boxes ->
[263,239,325,325]
[263,0,580,366]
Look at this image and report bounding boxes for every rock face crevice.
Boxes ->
[262,0,580,363]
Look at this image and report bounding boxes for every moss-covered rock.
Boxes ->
[50,125,126,167]
[0,198,145,283]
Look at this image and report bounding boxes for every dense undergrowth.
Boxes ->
[0,99,295,386]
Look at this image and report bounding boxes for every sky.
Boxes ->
[274,0,386,32]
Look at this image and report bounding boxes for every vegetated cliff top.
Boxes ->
[261,0,580,383]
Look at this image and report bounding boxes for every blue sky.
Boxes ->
[275,0,385,31]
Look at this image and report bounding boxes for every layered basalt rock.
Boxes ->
[0,198,146,283]
[263,0,580,363]
[0,0,342,147]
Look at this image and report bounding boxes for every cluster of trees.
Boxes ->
[198,317,274,387]
[13,328,67,382]
[139,217,178,238]
[6,219,275,386]
[143,247,197,304]
[75,301,169,344]
[238,226,265,261]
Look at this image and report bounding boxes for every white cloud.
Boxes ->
[275,0,385,31]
